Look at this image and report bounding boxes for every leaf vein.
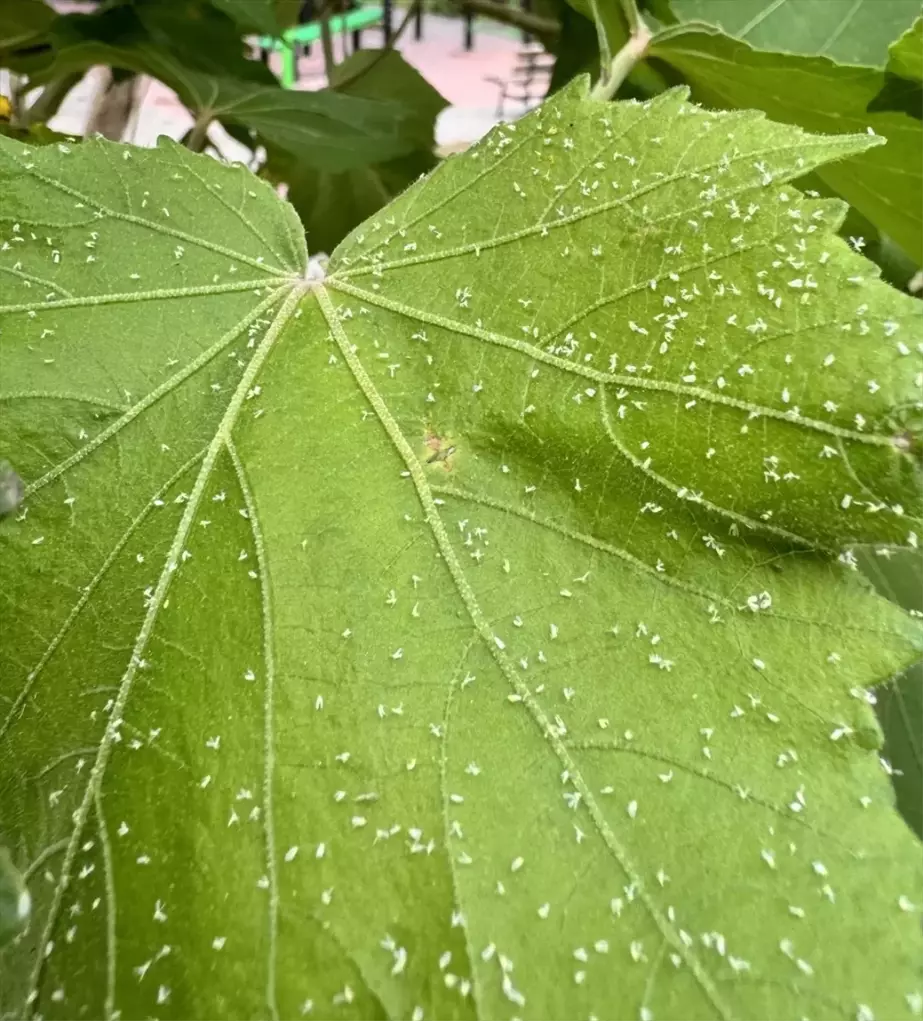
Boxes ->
[329,278,896,448]
[317,282,733,1020]
[22,285,303,1013]
[0,278,280,316]
[0,449,206,745]
[0,265,74,299]
[226,436,281,1021]
[0,391,128,413]
[430,482,730,604]
[23,287,287,498]
[599,383,819,549]
[94,789,118,1021]
[7,151,291,278]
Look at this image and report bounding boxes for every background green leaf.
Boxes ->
[886,15,923,81]
[265,49,448,255]
[856,545,923,839]
[858,546,923,614]
[1,81,922,1020]
[0,120,73,146]
[869,17,923,120]
[0,0,55,50]
[1,2,420,173]
[875,663,923,838]
[640,0,679,26]
[547,2,603,94]
[175,66,421,171]
[649,26,923,261]
[664,0,922,66]
[206,0,291,35]
[2,0,276,86]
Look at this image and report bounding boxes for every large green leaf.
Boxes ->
[1,1,276,86]
[875,663,923,838]
[869,17,923,120]
[174,67,419,172]
[650,25,923,262]
[0,0,55,50]
[665,0,921,67]
[267,50,448,255]
[856,545,923,838]
[1,81,922,1020]
[207,0,297,35]
[789,170,921,291]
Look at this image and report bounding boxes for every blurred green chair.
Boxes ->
[258,7,385,88]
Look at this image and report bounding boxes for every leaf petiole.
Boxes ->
[588,0,613,80]
[590,18,652,101]
[185,113,212,152]
[618,0,643,34]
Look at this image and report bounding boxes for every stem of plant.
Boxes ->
[6,73,23,125]
[22,72,82,127]
[587,0,612,78]
[456,0,559,41]
[618,0,642,35]
[320,3,336,79]
[590,19,652,102]
[386,0,423,53]
[186,114,211,153]
[334,0,424,90]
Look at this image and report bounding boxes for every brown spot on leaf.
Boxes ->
[423,429,457,470]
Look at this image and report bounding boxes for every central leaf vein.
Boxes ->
[316,282,733,1020]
